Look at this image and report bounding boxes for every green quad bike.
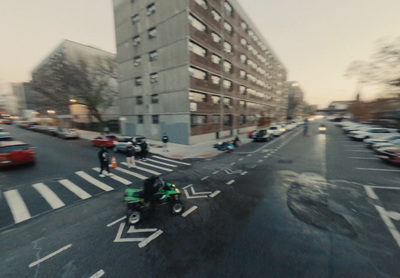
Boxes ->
[124,177,185,225]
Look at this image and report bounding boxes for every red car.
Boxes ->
[91,134,120,148]
[247,130,257,138]
[376,147,400,164]
[0,141,35,167]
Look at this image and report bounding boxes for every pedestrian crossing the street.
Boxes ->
[0,156,190,229]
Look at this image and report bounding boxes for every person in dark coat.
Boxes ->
[138,140,148,161]
[142,176,161,204]
[98,145,113,177]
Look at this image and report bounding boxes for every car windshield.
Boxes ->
[106,135,117,139]
[0,145,28,153]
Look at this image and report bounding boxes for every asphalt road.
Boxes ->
[1,121,400,277]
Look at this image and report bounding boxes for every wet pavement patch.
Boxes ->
[286,172,357,238]
[277,159,293,164]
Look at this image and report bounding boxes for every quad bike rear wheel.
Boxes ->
[127,209,142,225]
[170,200,185,215]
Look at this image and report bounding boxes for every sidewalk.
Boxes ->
[77,129,253,159]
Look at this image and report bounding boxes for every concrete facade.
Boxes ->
[113,0,288,144]
[286,81,305,119]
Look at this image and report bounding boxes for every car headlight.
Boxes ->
[319,127,326,131]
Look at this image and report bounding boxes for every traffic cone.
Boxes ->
[111,156,117,168]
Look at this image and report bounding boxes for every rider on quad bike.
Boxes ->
[142,176,163,207]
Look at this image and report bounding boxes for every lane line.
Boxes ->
[182,184,193,190]
[238,158,243,161]
[145,158,178,167]
[230,162,235,166]
[93,167,132,185]
[212,170,219,174]
[136,161,173,172]
[375,205,400,249]
[364,186,379,200]
[201,176,209,180]
[112,167,148,180]
[29,244,72,268]
[59,179,92,199]
[107,216,126,227]
[152,155,191,165]
[138,230,163,248]
[89,269,105,278]
[210,190,220,198]
[258,160,263,163]
[3,189,31,223]
[356,168,400,172]
[226,180,235,185]
[32,183,65,209]
[241,171,248,175]
[182,206,198,217]
[76,171,114,191]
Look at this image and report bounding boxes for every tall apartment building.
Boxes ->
[286,81,305,120]
[113,0,288,144]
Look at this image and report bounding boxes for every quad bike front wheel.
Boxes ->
[170,200,185,215]
[126,209,142,225]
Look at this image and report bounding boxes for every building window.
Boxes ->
[152,115,159,124]
[149,51,158,61]
[148,27,157,39]
[194,0,208,9]
[223,97,232,109]
[189,41,207,57]
[132,35,141,46]
[240,100,246,109]
[224,21,232,35]
[223,61,232,73]
[211,95,220,104]
[188,13,207,33]
[191,115,207,125]
[147,3,155,15]
[240,70,246,79]
[211,32,222,44]
[211,10,221,22]
[223,114,232,126]
[138,115,143,124]
[189,67,207,80]
[136,96,143,105]
[240,38,247,48]
[223,41,232,53]
[133,56,141,66]
[212,115,221,123]
[223,79,232,90]
[132,14,139,24]
[240,115,246,125]
[151,94,159,104]
[189,91,207,102]
[240,54,247,63]
[150,73,158,83]
[239,85,246,94]
[224,2,233,17]
[135,77,142,86]
[241,21,248,31]
[211,54,221,65]
[211,75,221,85]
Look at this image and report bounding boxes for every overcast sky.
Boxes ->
[1,0,399,108]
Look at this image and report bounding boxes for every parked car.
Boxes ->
[364,134,400,148]
[349,127,398,141]
[375,146,400,164]
[0,132,13,141]
[247,130,257,138]
[1,119,12,124]
[268,125,285,137]
[91,134,119,148]
[252,129,274,142]
[0,141,35,167]
[57,128,80,139]
[371,139,400,151]
[113,135,147,152]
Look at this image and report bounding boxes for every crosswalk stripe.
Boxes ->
[76,171,114,191]
[152,155,191,165]
[59,179,92,200]
[32,183,65,209]
[3,189,31,223]
[136,161,173,172]
[120,162,161,175]
[93,168,132,185]
[113,167,148,180]
[144,158,177,167]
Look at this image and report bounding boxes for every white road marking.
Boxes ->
[258,160,263,163]
[145,158,178,167]
[201,176,209,180]
[264,156,269,158]
[210,190,221,198]
[356,168,400,172]
[114,223,145,242]
[89,269,105,278]
[152,155,191,165]
[113,167,148,180]
[59,179,92,199]
[240,171,248,175]
[226,180,235,185]
[107,216,126,227]
[4,189,31,223]
[182,206,198,217]
[212,170,219,174]
[349,157,378,160]
[184,189,208,199]
[247,154,252,157]
[138,230,163,248]
[190,186,212,195]
[375,205,400,249]
[230,162,235,166]
[120,162,161,175]
[76,171,114,191]
[238,158,243,161]
[128,226,158,233]
[182,184,193,190]
[93,167,132,185]
[364,186,379,200]
[136,161,173,172]
[29,244,72,268]
[32,183,65,209]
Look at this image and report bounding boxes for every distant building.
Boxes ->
[31,40,119,128]
[11,82,33,118]
[286,81,305,119]
[327,101,354,113]
[113,0,288,144]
